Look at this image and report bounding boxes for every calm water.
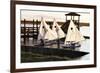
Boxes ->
[21,38,90,61]
[79,39,90,60]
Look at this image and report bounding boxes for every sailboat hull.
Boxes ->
[63,20,85,49]
[62,42,81,48]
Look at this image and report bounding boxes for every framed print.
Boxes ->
[10,0,97,73]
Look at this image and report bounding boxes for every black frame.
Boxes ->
[10,0,97,73]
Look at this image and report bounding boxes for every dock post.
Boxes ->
[23,19,26,45]
[32,19,34,42]
[56,26,60,48]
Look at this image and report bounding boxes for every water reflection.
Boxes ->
[21,38,90,61]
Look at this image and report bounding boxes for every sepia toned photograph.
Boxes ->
[21,10,90,62]
[11,1,96,72]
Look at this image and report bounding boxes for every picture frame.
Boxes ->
[10,0,97,73]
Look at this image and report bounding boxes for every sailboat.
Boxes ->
[44,18,66,45]
[62,20,85,48]
[52,18,65,40]
[37,17,57,46]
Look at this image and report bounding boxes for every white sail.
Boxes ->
[64,20,85,44]
[38,18,46,40]
[52,18,65,39]
[38,18,56,41]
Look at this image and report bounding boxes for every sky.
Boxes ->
[21,10,90,23]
